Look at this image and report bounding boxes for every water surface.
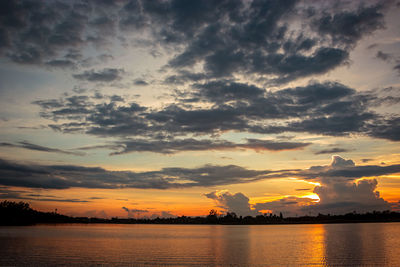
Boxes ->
[0,223,399,266]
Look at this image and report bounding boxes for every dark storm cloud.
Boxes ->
[0,1,115,68]
[34,81,400,142]
[313,3,386,47]
[0,0,88,66]
[161,0,351,82]
[250,47,349,84]
[73,68,124,82]
[135,0,387,83]
[0,0,390,83]
[192,80,265,103]
[0,141,85,156]
[4,1,397,151]
[365,117,400,141]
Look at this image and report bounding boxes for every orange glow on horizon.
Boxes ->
[302,193,321,202]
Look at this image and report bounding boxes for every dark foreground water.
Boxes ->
[0,223,399,266]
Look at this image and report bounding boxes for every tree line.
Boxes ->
[1,200,400,226]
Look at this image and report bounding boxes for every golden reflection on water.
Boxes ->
[321,223,394,266]
[248,224,326,265]
[0,223,399,266]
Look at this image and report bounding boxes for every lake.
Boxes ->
[0,223,399,266]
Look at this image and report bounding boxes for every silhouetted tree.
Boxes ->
[0,200,35,225]
[206,209,219,223]
[226,212,237,219]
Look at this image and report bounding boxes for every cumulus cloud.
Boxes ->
[308,156,391,213]
[330,155,355,168]
[253,156,393,215]
[231,177,390,216]
[205,190,259,216]
[311,178,390,214]
[203,156,397,216]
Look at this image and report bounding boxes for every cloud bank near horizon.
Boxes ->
[206,156,393,216]
[0,156,398,215]
[1,156,399,190]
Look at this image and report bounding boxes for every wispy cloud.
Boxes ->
[0,141,85,156]
[73,68,125,82]
[0,188,90,203]
[314,147,352,155]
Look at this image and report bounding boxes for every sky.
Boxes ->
[0,0,400,219]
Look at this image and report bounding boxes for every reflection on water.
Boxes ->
[0,223,399,266]
[322,223,392,266]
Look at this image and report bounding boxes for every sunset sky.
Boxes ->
[0,0,400,218]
